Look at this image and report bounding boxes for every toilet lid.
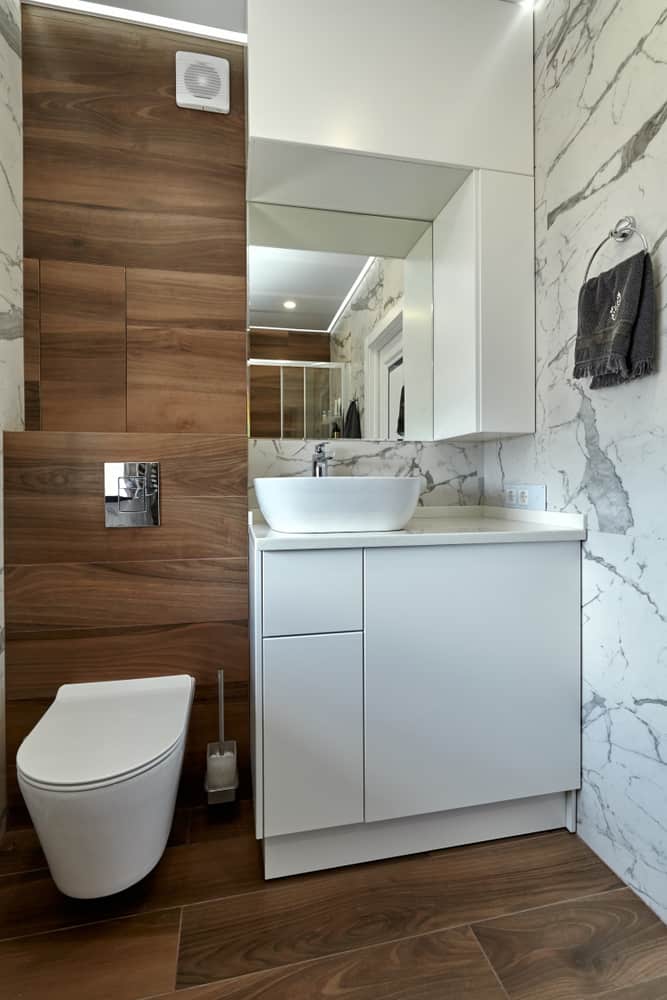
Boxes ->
[17,675,194,788]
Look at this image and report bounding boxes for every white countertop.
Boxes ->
[249,505,586,551]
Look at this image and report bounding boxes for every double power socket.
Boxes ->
[503,483,547,511]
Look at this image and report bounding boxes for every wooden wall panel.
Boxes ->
[23,258,40,430]
[250,330,331,362]
[4,432,247,499]
[127,269,246,433]
[6,558,247,629]
[8,8,250,825]
[249,331,331,436]
[23,9,246,275]
[40,261,126,431]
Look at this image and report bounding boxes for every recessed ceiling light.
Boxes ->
[283,300,297,310]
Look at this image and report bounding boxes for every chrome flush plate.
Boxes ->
[104,462,160,528]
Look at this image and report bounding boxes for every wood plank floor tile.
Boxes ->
[0,827,46,877]
[176,832,621,987]
[0,909,180,1000]
[0,836,263,942]
[473,887,667,999]
[154,927,506,1000]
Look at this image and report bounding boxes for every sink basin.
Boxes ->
[254,476,421,533]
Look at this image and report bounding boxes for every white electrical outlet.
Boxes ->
[504,483,547,510]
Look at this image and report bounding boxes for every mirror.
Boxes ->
[247,203,435,441]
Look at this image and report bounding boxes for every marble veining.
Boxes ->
[330,257,404,429]
[0,0,21,832]
[249,438,482,509]
[484,0,667,921]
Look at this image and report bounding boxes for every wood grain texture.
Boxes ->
[126,269,246,433]
[170,929,506,1000]
[5,496,247,564]
[249,330,330,363]
[40,260,126,431]
[23,259,40,430]
[176,831,622,987]
[5,558,247,628]
[473,888,667,1000]
[0,909,180,1000]
[0,837,263,942]
[4,432,247,498]
[23,8,245,274]
[5,621,248,699]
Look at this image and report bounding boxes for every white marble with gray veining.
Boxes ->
[0,0,21,831]
[483,0,667,921]
[249,438,482,509]
[330,257,404,430]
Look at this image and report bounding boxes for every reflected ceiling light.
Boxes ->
[22,0,247,45]
[520,0,537,10]
[283,300,297,310]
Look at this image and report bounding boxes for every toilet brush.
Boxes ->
[205,669,239,804]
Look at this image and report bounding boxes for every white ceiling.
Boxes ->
[248,246,369,332]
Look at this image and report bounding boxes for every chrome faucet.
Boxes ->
[312,443,331,477]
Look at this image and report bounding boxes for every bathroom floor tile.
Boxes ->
[0,826,46,877]
[176,831,621,987]
[188,800,255,845]
[151,927,506,1000]
[0,834,264,941]
[0,908,180,1000]
[473,888,667,999]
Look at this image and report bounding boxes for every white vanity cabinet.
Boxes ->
[250,513,584,879]
[364,544,581,823]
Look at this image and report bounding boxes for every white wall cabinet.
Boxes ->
[433,170,536,441]
[248,0,533,176]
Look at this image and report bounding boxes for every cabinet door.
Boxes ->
[364,543,581,823]
[263,632,364,837]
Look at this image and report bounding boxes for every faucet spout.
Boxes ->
[312,443,331,478]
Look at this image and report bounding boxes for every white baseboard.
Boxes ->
[263,792,573,879]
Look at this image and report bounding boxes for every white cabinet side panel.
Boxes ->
[478,169,536,436]
[433,174,478,441]
[403,227,434,441]
[249,539,263,838]
[263,632,364,837]
[364,543,581,823]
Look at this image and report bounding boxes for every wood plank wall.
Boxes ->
[249,330,330,438]
[5,8,248,821]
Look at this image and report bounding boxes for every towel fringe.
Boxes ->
[631,359,654,378]
[573,356,628,380]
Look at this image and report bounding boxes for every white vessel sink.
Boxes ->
[254,476,421,533]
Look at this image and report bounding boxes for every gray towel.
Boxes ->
[343,399,361,438]
[573,250,655,389]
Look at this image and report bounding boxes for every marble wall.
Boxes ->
[0,0,22,831]
[249,438,482,509]
[482,0,667,920]
[330,256,404,432]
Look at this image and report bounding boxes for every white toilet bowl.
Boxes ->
[17,674,195,899]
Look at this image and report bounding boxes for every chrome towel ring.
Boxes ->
[583,216,649,284]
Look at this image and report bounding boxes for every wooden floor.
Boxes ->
[1,806,666,1000]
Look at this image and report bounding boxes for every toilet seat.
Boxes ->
[17,675,194,791]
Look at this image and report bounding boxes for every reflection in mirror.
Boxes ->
[247,206,433,442]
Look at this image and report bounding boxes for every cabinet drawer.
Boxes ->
[263,549,362,637]
[263,632,364,837]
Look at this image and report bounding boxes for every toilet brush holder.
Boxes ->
[205,739,238,804]
[205,669,239,805]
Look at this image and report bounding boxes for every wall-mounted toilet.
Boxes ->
[17,674,194,899]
